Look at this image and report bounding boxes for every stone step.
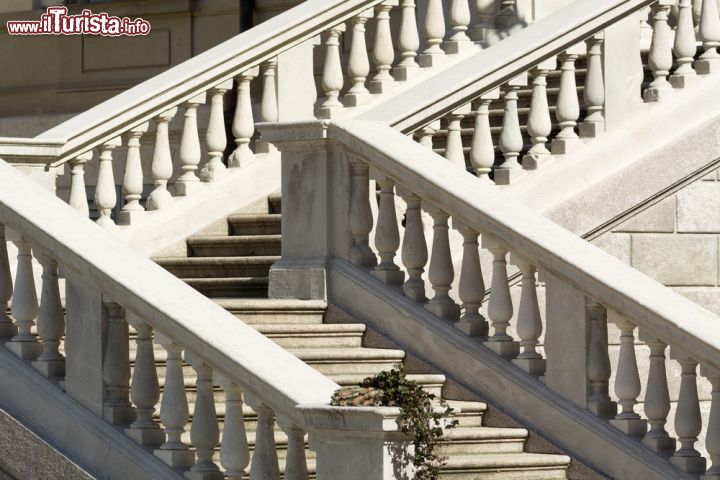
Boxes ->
[183,277,269,298]
[156,256,279,278]
[268,193,282,214]
[228,214,282,236]
[446,400,488,428]
[213,298,326,324]
[440,427,528,455]
[439,453,570,479]
[187,235,281,257]
[253,323,367,348]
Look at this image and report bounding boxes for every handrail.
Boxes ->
[24,0,383,166]
[356,0,656,133]
[329,119,720,372]
[0,158,339,426]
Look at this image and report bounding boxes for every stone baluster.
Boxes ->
[416,121,439,150]
[644,1,675,102]
[175,93,206,196]
[32,254,65,377]
[154,335,194,468]
[496,0,520,29]
[609,317,647,436]
[119,123,148,225]
[704,368,720,479]
[641,337,675,454]
[218,379,250,480]
[470,0,497,42]
[260,58,279,124]
[419,0,446,67]
[318,24,347,118]
[696,0,720,74]
[694,0,704,25]
[523,59,556,170]
[579,34,605,138]
[0,224,16,339]
[246,395,281,480]
[369,2,395,94]
[200,80,233,182]
[147,108,177,211]
[470,89,500,182]
[68,151,92,217]
[670,354,707,473]
[511,257,544,375]
[95,138,121,228]
[586,301,614,417]
[456,223,486,337]
[373,178,404,284]
[394,0,420,81]
[349,159,377,268]
[399,191,428,302]
[229,68,258,168]
[278,418,309,480]
[186,354,223,480]
[345,13,372,107]
[445,105,470,170]
[125,317,163,446]
[551,50,582,154]
[445,0,473,54]
[7,238,41,360]
[495,75,527,185]
[670,0,699,88]
[424,206,460,321]
[103,302,135,425]
[482,236,518,357]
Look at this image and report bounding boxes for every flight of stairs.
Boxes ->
[150,194,572,478]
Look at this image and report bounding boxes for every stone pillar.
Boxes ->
[603,13,643,131]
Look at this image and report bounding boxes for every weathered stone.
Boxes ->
[631,234,717,285]
[614,197,676,233]
[677,182,720,232]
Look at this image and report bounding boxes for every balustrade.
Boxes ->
[318,24,347,118]
[511,256,544,375]
[697,0,720,74]
[483,236,519,357]
[0,224,15,339]
[186,353,223,480]
[126,317,163,446]
[346,13,372,107]
[147,108,177,211]
[445,106,470,170]
[523,59,555,170]
[641,336,675,454]
[470,89,499,182]
[218,378,250,480]
[103,302,135,425]
[175,94,206,196]
[399,191,428,302]
[420,0,446,67]
[551,49,582,154]
[229,68,258,167]
[610,317,646,436]
[394,0,420,81]
[425,205,460,321]
[671,354,706,473]
[445,0,473,54]
[670,0,699,88]
[95,138,121,227]
[246,395,282,480]
[456,223,486,337]
[495,74,526,185]
[119,123,148,225]
[68,151,92,218]
[33,254,65,377]
[369,2,395,93]
[201,80,233,181]
[373,178,404,284]
[7,237,41,360]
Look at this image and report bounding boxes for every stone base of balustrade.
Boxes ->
[371,268,405,285]
[32,358,65,378]
[254,140,278,154]
[696,58,720,75]
[184,467,224,480]
[6,340,42,360]
[103,404,136,426]
[551,137,583,155]
[670,454,707,474]
[418,52,446,68]
[393,65,420,82]
[643,85,672,103]
[317,104,344,120]
[512,357,546,376]
[609,417,648,437]
[483,339,520,358]
[368,78,395,95]
[342,91,371,108]
[154,448,195,469]
[493,167,526,185]
[118,209,146,226]
[521,152,551,171]
[587,399,617,419]
[669,73,699,89]
[641,433,675,456]
[425,300,461,322]
[579,120,605,139]
[455,318,488,338]
[443,40,475,55]
[126,426,165,447]
[174,180,202,197]
[0,323,18,339]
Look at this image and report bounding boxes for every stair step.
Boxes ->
[287,347,405,375]
[446,400,488,428]
[332,373,445,398]
[440,453,570,479]
[188,235,281,257]
[183,277,268,298]
[156,256,279,278]
[228,214,282,235]
[440,427,528,455]
[213,298,326,324]
[254,323,367,348]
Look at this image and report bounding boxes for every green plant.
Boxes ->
[330,365,458,479]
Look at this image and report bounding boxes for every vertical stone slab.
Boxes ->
[277,40,317,121]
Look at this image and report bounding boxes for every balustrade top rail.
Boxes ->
[357,0,656,133]
[329,119,720,372]
[0,0,384,165]
[0,159,339,425]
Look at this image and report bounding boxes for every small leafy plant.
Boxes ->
[331,365,458,479]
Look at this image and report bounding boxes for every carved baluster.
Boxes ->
[200,80,233,182]
[175,94,206,196]
[95,138,121,228]
[416,121,439,150]
[246,395,281,480]
[186,353,223,480]
[704,368,720,479]
[641,337,675,454]
[670,0,699,88]
[229,68,258,168]
[147,108,177,211]
[126,318,163,446]
[445,106,470,170]
[119,123,148,225]
[609,318,647,436]
[278,418,309,480]
[511,258,544,375]
[586,301,614,417]
[7,238,41,360]
[470,89,499,182]
[482,236,519,358]
[68,151,92,217]
[260,58,279,124]
[369,2,395,94]
[579,34,605,139]
[32,254,65,377]
[496,0,520,29]
[456,223,486,337]
[318,24,347,118]
[400,191,428,302]
[644,1,674,102]
[419,0,446,67]
[103,302,135,425]
[523,59,555,170]
[394,0,420,81]
[218,379,250,480]
[0,224,16,339]
[670,355,707,473]
[694,0,704,25]
[445,0,473,54]
[696,0,720,74]
[154,336,194,468]
[470,0,498,42]
[373,178,404,284]
[495,75,527,185]
[551,50,582,154]
[345,13,372,107]
[424,206,460,321]
[349,159,377,268]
